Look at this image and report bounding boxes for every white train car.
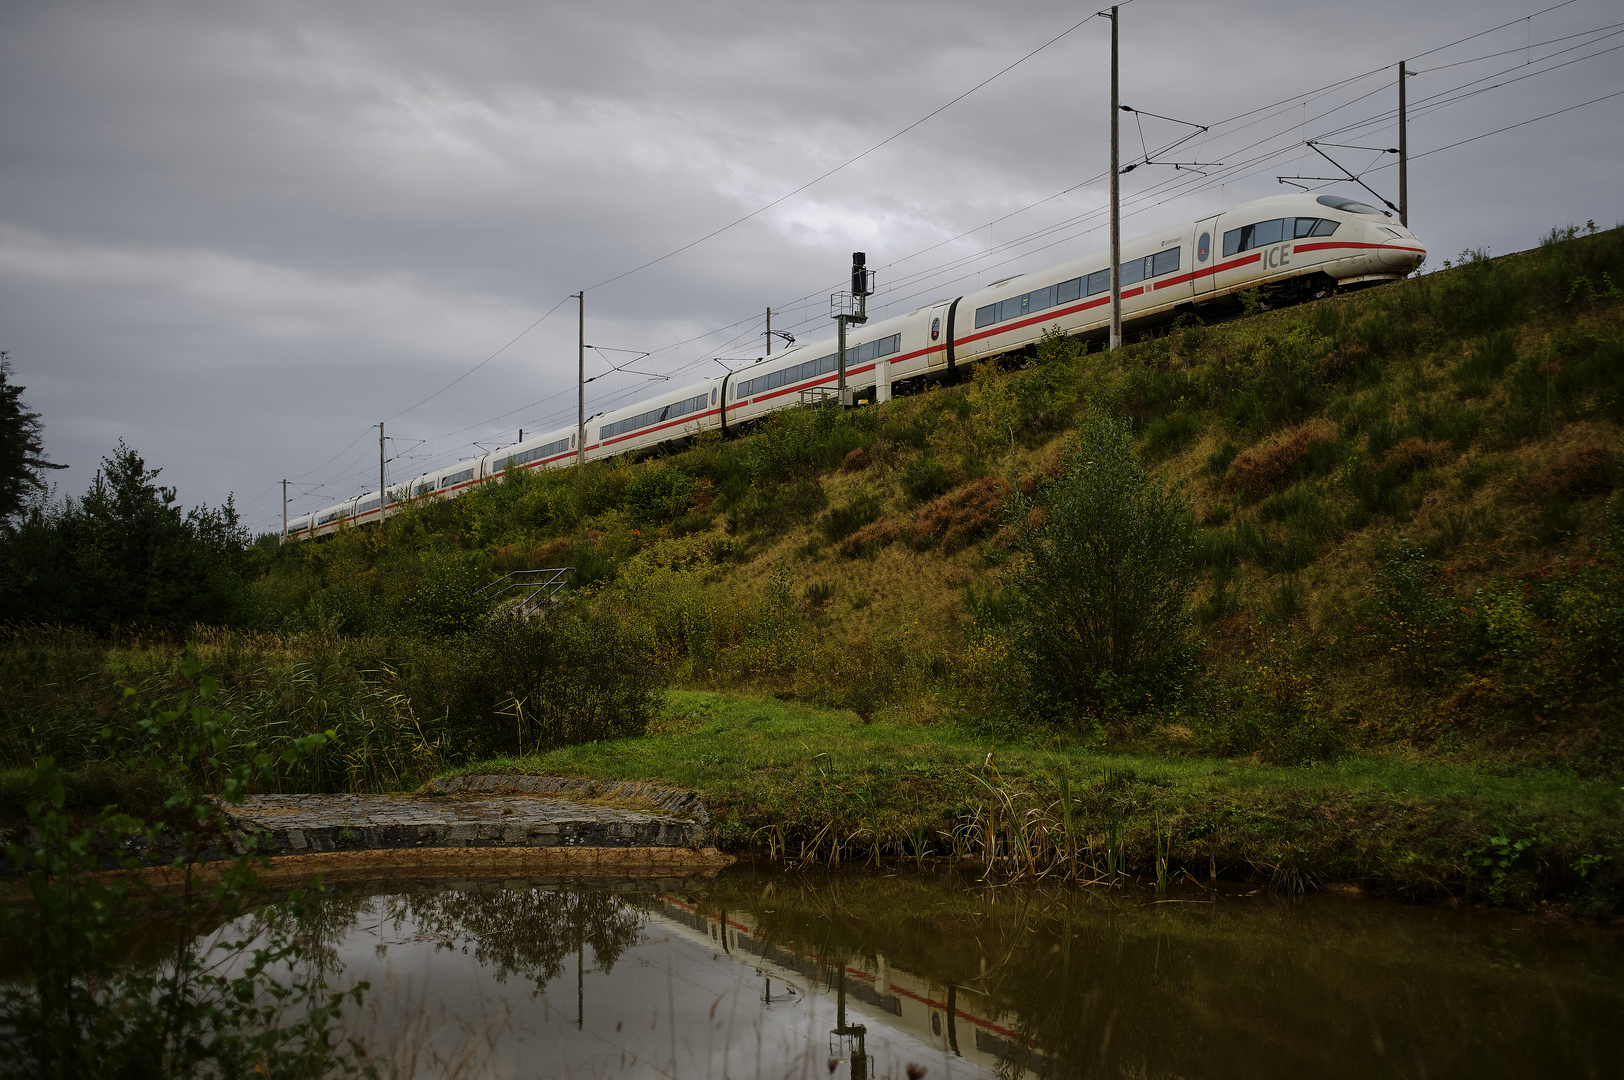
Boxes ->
[479,425,578,479]
[291,192,1425,540]
[950,192,1423,367]
[585,378,723,458]
[720,307,938,427]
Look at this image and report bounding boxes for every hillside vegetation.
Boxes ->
[248,223,1624,771]
[4,223,1622,908]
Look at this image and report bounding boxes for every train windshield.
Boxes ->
[1316,195,1387,217]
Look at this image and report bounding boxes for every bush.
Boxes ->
[1009,413,1197,717]
[819,493,882,544]
[406,555,489,636]
[400,596,667,759]
[839,519,897,559]
[900,456,954,502]
[624,466,696,523]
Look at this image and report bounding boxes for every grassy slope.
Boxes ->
[456,689,1624,909]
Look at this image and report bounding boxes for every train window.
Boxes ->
[1253,219,1285,246]
[1223,217,1290,257]
[931,317,940,340]
[1316,195,1386,216]
[441,468,475,489]
[1311,219,1338,236]
[1198,232,1210,262]
[850,334,901,365]
[601,392,709,439]
[977,258,1172,329]
[357,498,379,513]
[500,436,572,471]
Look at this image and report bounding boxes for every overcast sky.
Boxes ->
[4,0,1620,533]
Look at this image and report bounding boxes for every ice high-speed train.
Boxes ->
[288,192,1424,538]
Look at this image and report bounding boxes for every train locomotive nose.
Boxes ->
[1379,238,1425,272]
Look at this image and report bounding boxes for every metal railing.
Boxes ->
[481,567,572,618]
[797,386,842,408]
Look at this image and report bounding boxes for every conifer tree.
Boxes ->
[0,354,67,520]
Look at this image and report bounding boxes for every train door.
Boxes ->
[925,300,955,372]
[1193,216,1221,298]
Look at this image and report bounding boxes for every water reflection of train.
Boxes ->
[655,895,1046,1078]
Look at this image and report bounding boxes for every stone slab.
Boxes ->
[224,779,710,858]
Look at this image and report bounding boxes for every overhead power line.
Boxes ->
[582,9,1116,294]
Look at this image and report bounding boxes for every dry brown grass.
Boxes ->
[911,475,1012,554]
[1385,436,1453,479]
[841,446,870,472]
[1223,419,1338,500]
[1312,340,1368,383]
[1514,442,1613,500]
[840,518,898,557]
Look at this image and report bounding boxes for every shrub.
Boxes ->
[900,455,955,502]
[1223,420,1339,500]
[624,466,696,522]
[1008,413,1197,717]
[1363,542,1466,684]
[406,555,489,636]
[1142,412,1200,458]
[819,493,883,544]
[403,596,667,759]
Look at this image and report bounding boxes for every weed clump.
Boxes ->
[911,475,1011,554]
[1224,420,1339,500]
[840,519,897,559]
[1514,443,1612,500]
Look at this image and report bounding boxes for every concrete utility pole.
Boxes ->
[378,422,386,524]
[281,479,287,542]
[1398,61,1410,227]
[765,308,774,355]
[1108,5,1122,351]
[575,291,586,466]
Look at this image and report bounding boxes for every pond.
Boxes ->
[250,866,1621,1079]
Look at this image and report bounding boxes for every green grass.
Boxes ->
[449,690,1624,909]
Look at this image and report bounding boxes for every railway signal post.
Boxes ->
[833,251,873,405]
